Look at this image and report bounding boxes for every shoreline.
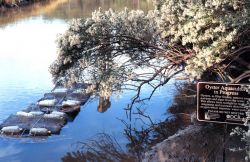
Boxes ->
[0,0,49,12]
[143,115,246,162]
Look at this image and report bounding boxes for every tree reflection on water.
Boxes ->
[97,97,111,113]
[0,0,153,26]
[60,83,194,161]
[61,133,136,162]
[61,83,248,162]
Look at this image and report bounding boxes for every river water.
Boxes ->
[0,1,176,161]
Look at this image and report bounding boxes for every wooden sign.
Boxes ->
[197,82,250,125]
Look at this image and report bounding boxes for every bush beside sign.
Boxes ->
[197,82,250,125]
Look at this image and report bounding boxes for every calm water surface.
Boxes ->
[0,1,175,161]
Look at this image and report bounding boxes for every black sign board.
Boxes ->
[197,82,250,125]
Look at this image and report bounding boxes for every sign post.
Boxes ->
[197,82,250,125]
